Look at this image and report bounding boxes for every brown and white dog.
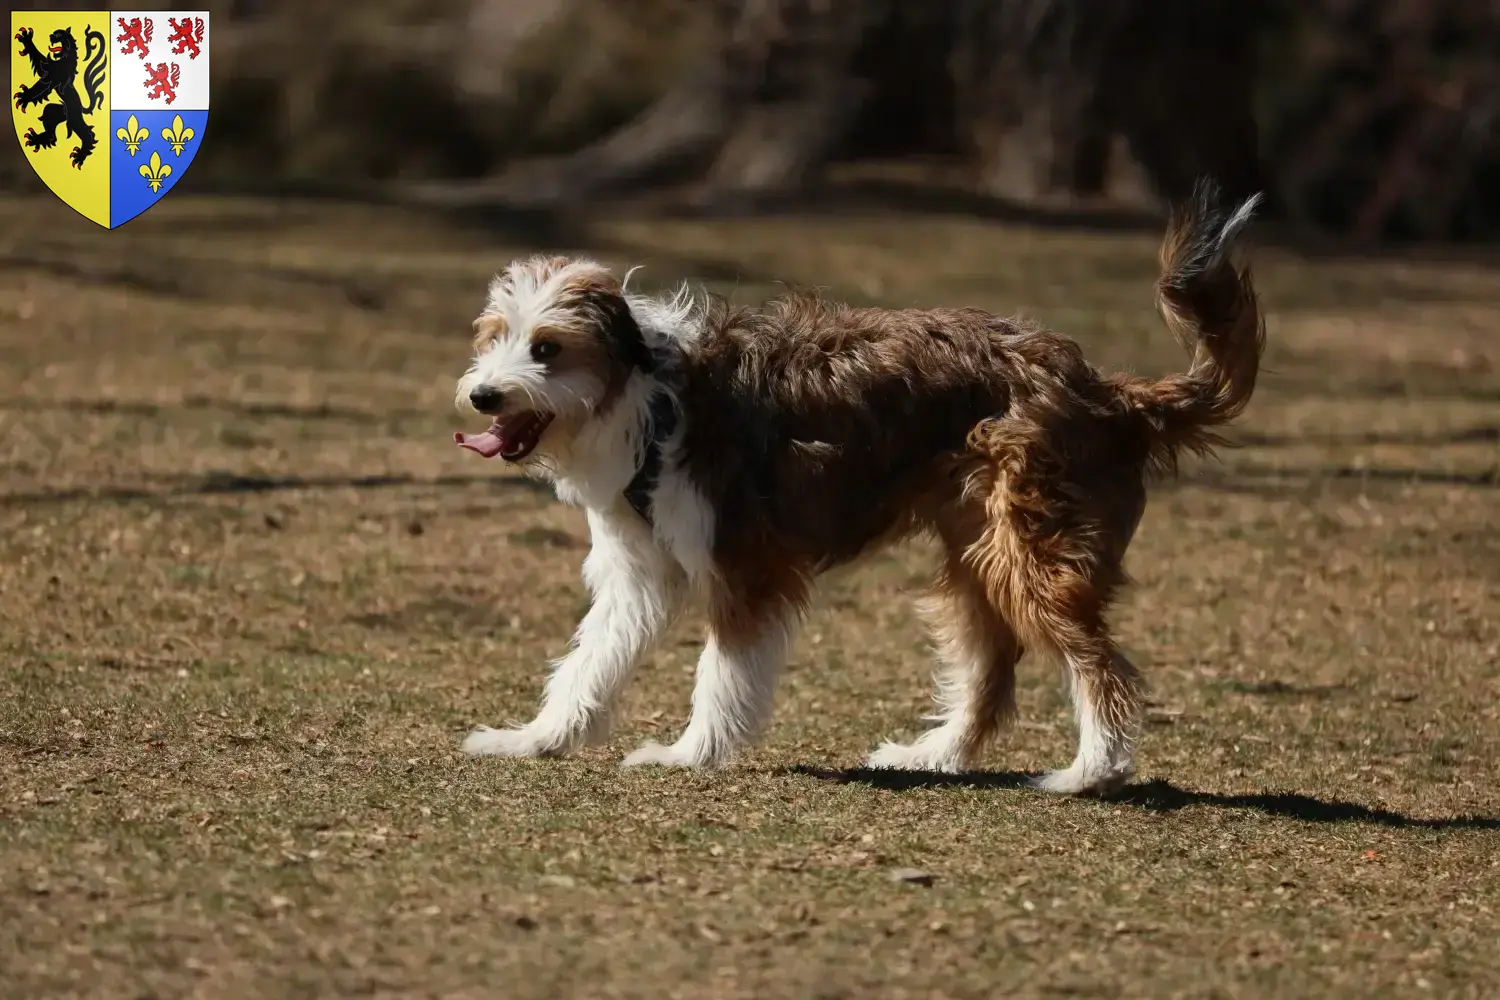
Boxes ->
[452,180,1264,794]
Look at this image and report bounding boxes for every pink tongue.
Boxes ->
[454,423,505,458]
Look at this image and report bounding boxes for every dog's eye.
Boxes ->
[530,340,561,362]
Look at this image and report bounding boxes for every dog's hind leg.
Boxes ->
[866,550,1022,773]
[1031,627,1141,795]
[962,417,1146,795]
[986,527,1142,796]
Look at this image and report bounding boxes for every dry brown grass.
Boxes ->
[1,194,1498,999]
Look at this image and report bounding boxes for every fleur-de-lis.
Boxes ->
[139,150,171,192]
[115,114,149,156]
[162,113,194,155]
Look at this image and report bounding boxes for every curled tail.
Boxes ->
[83,26,107,113]
[1128,177,1266,471]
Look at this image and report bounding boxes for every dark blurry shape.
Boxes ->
[470,0,1500,241]
[952,0,1264,209]
[481,0,880,208]
[2,0,1498,241]
[226,0,272,19]
[477,0,1261,212]
[113,0,713,189]
[1258,0,1500,243]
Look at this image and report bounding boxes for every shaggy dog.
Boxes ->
[452,179,1264,794]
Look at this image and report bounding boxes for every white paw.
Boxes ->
[1030,760,1133,796]
[864,739,964,773]
[620,739,717,769]
[461,724,574,758]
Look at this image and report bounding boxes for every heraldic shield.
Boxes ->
[11,10,209,228]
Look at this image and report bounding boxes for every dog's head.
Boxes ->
[454,256,653,466]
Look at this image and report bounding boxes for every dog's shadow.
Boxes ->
[787,766,1500,830]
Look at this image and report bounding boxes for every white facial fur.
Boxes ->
[453,258,615,443]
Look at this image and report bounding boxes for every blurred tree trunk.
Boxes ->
[504,0,880,205]
[701,0,879,201]
[953,0,1264,208]
[504,0,1263,212]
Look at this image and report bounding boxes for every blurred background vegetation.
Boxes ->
[6,0,1500,243]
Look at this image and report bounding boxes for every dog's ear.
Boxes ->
[584,289,656,374]
[552,260,657,374]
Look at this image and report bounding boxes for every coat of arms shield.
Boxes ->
[11,10,209,228]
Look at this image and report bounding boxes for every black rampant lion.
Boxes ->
[13,24,107,169]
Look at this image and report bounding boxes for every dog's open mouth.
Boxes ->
[454,411,554,462]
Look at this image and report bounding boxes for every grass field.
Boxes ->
[1,192,1498,999]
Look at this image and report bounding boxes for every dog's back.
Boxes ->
[671,293,1084,569]
[669,179,1263,582]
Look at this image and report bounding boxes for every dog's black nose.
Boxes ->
[469,386,505,414]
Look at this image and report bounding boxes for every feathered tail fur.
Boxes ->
[1126,178,1266,471]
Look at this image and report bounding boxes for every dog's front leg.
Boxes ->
[623,598,800,770]
[463,512,685,758]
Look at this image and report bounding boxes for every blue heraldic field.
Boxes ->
[109,107,205,227]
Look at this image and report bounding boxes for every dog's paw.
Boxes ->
[1030,760,1133,797]
[621,739,717,769]
[461,724,573,758]
[864,740,964,773]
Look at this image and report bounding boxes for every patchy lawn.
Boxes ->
[1,194,1497,999]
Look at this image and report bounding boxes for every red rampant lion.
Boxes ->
[144,62,180,104]
[115,16,152,60]
[166,17,203,60]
